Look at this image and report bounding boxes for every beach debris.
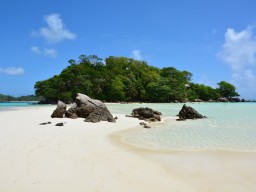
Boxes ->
[51,100,67,118]
[39,121,51,125]
[177,104,206,120]
[129,107,162,122]
[55,122,65,126]
[65,93,115,123]
[114,116,118,120]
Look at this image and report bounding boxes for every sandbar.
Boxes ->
[0,106,256,192]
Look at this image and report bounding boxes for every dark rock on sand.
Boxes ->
[178,104,206,120]
[139,122,147,126]
[130,107,162,122]
[51,101,67,118]
[65,93,115,123]
[55,122,65,126]
[39,121,51,125]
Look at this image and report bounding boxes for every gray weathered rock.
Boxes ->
[65,93,115,123]
[130,107,162,122]
[218,97,229,102]
[178,104,206,120]
[51,100,67,118]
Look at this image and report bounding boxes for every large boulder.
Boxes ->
[65,93,115,123]
[129,107,162,121]
[51,100,67,118]
[178,104,206,120]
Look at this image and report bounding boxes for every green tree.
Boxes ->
[109,76,126,101]
[34,54,237,103]
[217,81,240,98]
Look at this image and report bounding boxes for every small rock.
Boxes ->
[143,125,151,128]
[139,122,147,126]
[39,121,51,125]
[55,122,65,126]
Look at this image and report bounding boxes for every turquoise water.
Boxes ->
[107,103,256,152]
[0,102,38,111]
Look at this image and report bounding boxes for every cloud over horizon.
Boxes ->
[131,50,143,60]
[32,13,76,43]
[0,67,25,75]
[218,26,256,98]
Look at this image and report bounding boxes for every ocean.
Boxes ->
[107,102,256,152]
[0,102,38,111]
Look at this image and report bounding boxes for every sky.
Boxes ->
[1,0,256,99]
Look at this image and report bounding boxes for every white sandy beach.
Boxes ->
[0,106,256,192]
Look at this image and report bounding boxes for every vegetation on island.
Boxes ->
[0,94,43,102]
[34,54,240,103]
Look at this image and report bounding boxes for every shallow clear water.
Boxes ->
[0,102,38,111]
[107,103,256,152]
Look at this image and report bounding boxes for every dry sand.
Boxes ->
[0,106,256,192]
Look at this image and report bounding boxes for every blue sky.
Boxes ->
[1,0,256,99]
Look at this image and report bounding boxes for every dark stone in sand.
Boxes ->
[55,122,65,126]
[39,121,51,125]
[178,104,206,120]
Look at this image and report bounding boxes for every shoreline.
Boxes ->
[111,129,256,191]
[1,106,256,191]
[0,106,186,191]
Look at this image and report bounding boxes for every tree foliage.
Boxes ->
[0,94,43,101]
[34,54,240,103]
[217,81,240,98]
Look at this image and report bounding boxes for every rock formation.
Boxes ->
[178,104,206,120]
[65,93,115,123]
[129,107,162,122]
[51,100,67,118]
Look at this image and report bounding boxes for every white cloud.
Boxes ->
[44,48,57,57]
[131,50,143,60]
[218,26,256,98]
[0,67,25,75]
[218,26,256,70]
[32,13,76,43]
[31,46,41,54]
[30,46,57,57]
